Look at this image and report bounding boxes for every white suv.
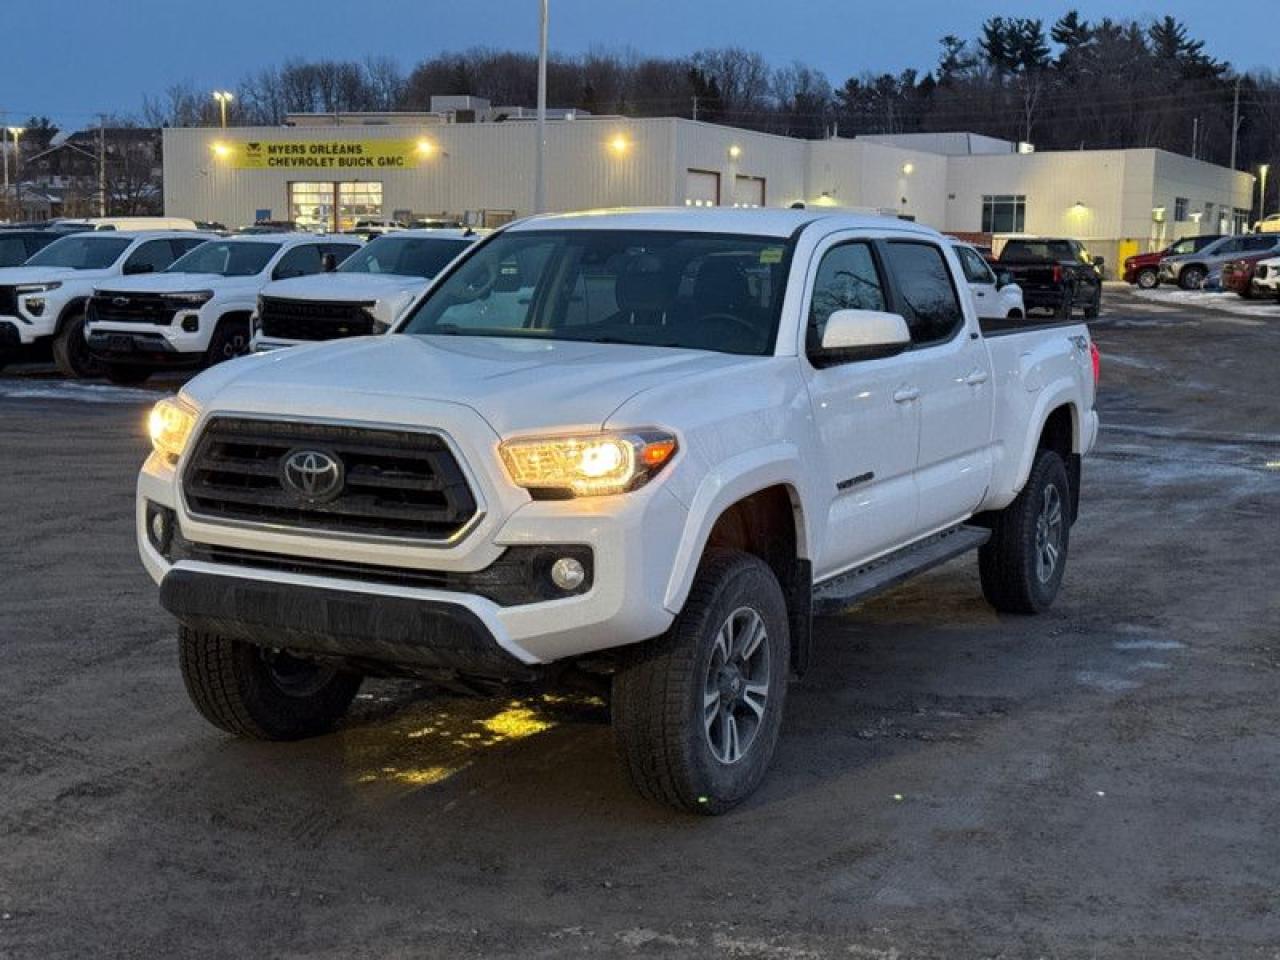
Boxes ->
[252,229,479,351]
[0,230,213,377]
[86,234,361,384]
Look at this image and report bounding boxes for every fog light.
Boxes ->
[181,315,199,333]
[26,297,46,316]
[146,502,174,556]
[550,556,586,592]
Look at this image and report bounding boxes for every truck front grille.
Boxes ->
[182,417,478,542]
[258,297,377,341]
[88,292,182,326]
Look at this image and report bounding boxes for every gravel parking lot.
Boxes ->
[2,284,1278,959]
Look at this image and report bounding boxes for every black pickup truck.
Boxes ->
[997,238,1103,319]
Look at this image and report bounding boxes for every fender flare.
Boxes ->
[55,297,90,334]
[1009,382,1081,495]
[662,443,808,614]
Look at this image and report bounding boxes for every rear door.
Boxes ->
[881,239,994,531]
[800,233,921,574]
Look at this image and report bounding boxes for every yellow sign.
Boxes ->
[222,139,426,171]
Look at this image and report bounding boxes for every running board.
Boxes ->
[812,524,990,616]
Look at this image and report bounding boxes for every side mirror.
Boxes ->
[996,270,1014,289]
[123,262,155,275]
[814,309,911,366]
[320,253,338,273]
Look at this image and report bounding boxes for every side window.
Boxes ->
[321,243,360,266]
[124,239,178,274]
[957,247,994,284]
[807,242,886,353]
[273,244,324,279]
[1243,236,1276,252]
[170,237,207,259]
[881,241,965,347]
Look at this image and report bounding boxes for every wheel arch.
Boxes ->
[55,296,90,334]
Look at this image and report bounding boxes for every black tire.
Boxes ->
[205,318,251,367]
[979,449,1071,615]
[51,310,102,378]
[178,628,362,740]
[1135,268,1159,290]
[1056,286,1074,320]
[1179,265,1206,290]
[1083,290,1101,319]
[612,550,790,815]
[104,364,151,385]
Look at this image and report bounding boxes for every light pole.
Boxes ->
[1260,164,1271,222]
[7,127,23,220]
[533,0,548,214]
[212,91,234,129]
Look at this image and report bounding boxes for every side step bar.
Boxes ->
[812,524,990,616]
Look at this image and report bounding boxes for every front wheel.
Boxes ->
[51,311,102,378]
[612,551,790,814]
[205,318,251,367]
[1179,266,1206,290]
[1135,268,1159,290]
[979,449,1071,614]
[178,628,362,740]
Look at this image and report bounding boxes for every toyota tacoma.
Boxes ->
[138,209,1099,813]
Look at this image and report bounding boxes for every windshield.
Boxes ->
[402,230,791,356]
[167,240,279,276]
[25,235,130,270]
[339,235,471,278]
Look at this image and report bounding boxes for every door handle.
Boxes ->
[893,387,920,403]
[964,369,990,386]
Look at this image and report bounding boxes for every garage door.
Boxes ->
[685,169,720,207]
[735,175,765,208]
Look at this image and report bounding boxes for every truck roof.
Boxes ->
[508,207,941,240]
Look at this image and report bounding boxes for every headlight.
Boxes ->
[166,290,214,305]
[148,397,198,460]
[16,281,62,294]
[500,430,677,497]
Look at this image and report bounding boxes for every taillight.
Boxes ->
[1090,341,1101,387]
[1052,264,1063,285]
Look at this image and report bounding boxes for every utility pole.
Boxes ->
[1191,116,1199,160]
[97,115,107,217]
[1230,76,1242,170]
[1,119,8,220]
[533,0,548,214]
[692,95,698,122]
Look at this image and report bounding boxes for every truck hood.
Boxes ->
[184,334,759,436]
[95,273,230,295]
[260,272,426,302]
[0,266,101,285]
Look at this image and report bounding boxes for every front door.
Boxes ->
[801,236,921,578]
[880,239,995,530]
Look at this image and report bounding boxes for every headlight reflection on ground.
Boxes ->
[343,693,600,791]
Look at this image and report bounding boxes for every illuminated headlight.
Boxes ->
[148,397,198,460]
[500,430,677,497]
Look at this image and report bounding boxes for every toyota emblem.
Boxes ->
[113,297,129,307]
[281,449,344,503]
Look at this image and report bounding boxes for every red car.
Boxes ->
[1124,234,1223,289]
[1221,254,1271,299]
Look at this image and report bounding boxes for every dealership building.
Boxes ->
[163,97,1255,272]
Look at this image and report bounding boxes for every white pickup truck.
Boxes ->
[0,230,212,376]
[86,233,362,383]
[137,210,1099,813]
[251,229,479,351]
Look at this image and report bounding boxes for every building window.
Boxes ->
[1174,197,1188,222]
[980,195,1026,233]
[1234,208,1250,233]
[288,181,384,232]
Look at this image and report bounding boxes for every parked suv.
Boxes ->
[1250,254,1280,298]
[997,238,1103,318]
[1122,234,1223,289]
[86,234,362,383]
[252,229,479,351]
[952,241,1025,321]
[1159,234,1280,289]
[0,230,213,376]
[139,209,1099,813]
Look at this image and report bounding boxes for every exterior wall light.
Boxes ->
[416,139,437,156]
[210,142,230,158]
[901,162,914,175]
[608,134,630,156]
[728,144,742,159]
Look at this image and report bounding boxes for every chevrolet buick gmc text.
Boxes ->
[137,209,1099,813]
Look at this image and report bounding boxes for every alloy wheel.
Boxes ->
[703,606,771,765]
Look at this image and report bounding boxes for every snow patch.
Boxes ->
[0,381,159,404]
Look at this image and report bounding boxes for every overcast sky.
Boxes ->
[3,0,1275,129]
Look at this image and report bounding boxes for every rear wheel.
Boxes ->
[104,364,151,385]
[1179,265,1206,290]
[51,310,102,378]
[979,449,1071,614]
[612,551,790,814]
[178,628,362,740]
[1135,268,1159,290]
[1056,285,1075,320]
[1083,289,1101,319]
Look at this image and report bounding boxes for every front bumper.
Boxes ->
[87,329,204,368]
